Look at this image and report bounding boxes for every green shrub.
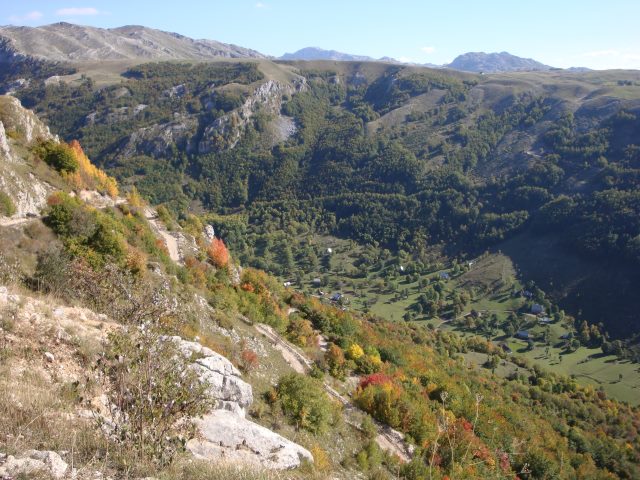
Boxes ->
[0,191,15,217]
[275,373,335,434]
[44,192,127,266]
[37,141,79,174]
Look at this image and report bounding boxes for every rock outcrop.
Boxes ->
[198,80,302,154]
[0,96,55,218]
[119,115,198,159]
[169,337,313,470]
[0,450,69,479]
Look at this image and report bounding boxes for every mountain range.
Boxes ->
[279,47,557,72]
[0,22,264,62]
[1,19,640,480]
[0,23,578,73]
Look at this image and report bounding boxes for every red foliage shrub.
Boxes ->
[359,372,393,389]
[240,349,259,373]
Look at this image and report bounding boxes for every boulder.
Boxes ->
[169,336,313,469]
[187,410,313,470]
[0,450,69,479]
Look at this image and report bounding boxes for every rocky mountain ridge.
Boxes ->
[0,22,266,63]
[447,51,552,72]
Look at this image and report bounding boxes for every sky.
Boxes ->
[4,0,640,70]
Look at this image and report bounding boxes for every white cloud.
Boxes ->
[420,46,436,54]
[398,56,416,64]
[8,11,43,23]
[56,7,100,16]
[255,2,266,8]
[576,49,640,69]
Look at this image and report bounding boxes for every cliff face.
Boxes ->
[0,96,56,218]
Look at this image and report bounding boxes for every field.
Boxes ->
[286,234,640,405]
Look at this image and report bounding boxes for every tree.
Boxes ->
[207,237,229,268]
[275,373,335,433]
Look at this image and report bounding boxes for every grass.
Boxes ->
[279,233,640,406]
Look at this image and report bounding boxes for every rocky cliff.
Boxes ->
[0,95,56,218]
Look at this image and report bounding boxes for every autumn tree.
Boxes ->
[207,237,229,268]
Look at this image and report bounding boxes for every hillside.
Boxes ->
[8,53,640,340]
[1,95,640,479]
[0,22,265,63]
[447,51,552,72]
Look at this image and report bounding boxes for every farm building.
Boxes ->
[531,304,545,315]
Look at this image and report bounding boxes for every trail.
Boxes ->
[255,323,413,462]
[143,207,181,264]
[0,216,37,227]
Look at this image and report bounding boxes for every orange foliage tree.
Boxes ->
[207,237,229,269]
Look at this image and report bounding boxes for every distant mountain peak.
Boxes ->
[446,51,551,73]
[280,47,375,62]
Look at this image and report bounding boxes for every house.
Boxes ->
[515,330,530,340]
[330,293,342,302]
[312,278,322,286]
[439,272,450,280]
[560,332,572,340]
[531,304,545,315]
[538,317,552,325]
[283,281,292,288]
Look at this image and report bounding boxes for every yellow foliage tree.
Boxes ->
[347,343,365,360]
[66,140,119,197]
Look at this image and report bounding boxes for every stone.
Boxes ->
[44,351,55,363]
[0,450,68,479]
[204,224,215,242]
[169,336,313,469]
[187,410,313,470]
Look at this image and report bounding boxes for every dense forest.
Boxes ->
[10,60,640,338]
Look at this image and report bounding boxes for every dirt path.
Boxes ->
[254,323,413,462]
[0,216,37,227]
[255,324,310,374]
[143,207,181,264]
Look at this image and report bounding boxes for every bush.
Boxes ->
[0,191,16,217]
[207,237,229,269]
[274,373,335,434]
[38,141,79,174]
[98,328,212,466]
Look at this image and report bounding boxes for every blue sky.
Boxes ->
[5,1,640,69]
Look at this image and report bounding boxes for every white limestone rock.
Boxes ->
[0,450,69,479]
[187,410,313,470]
